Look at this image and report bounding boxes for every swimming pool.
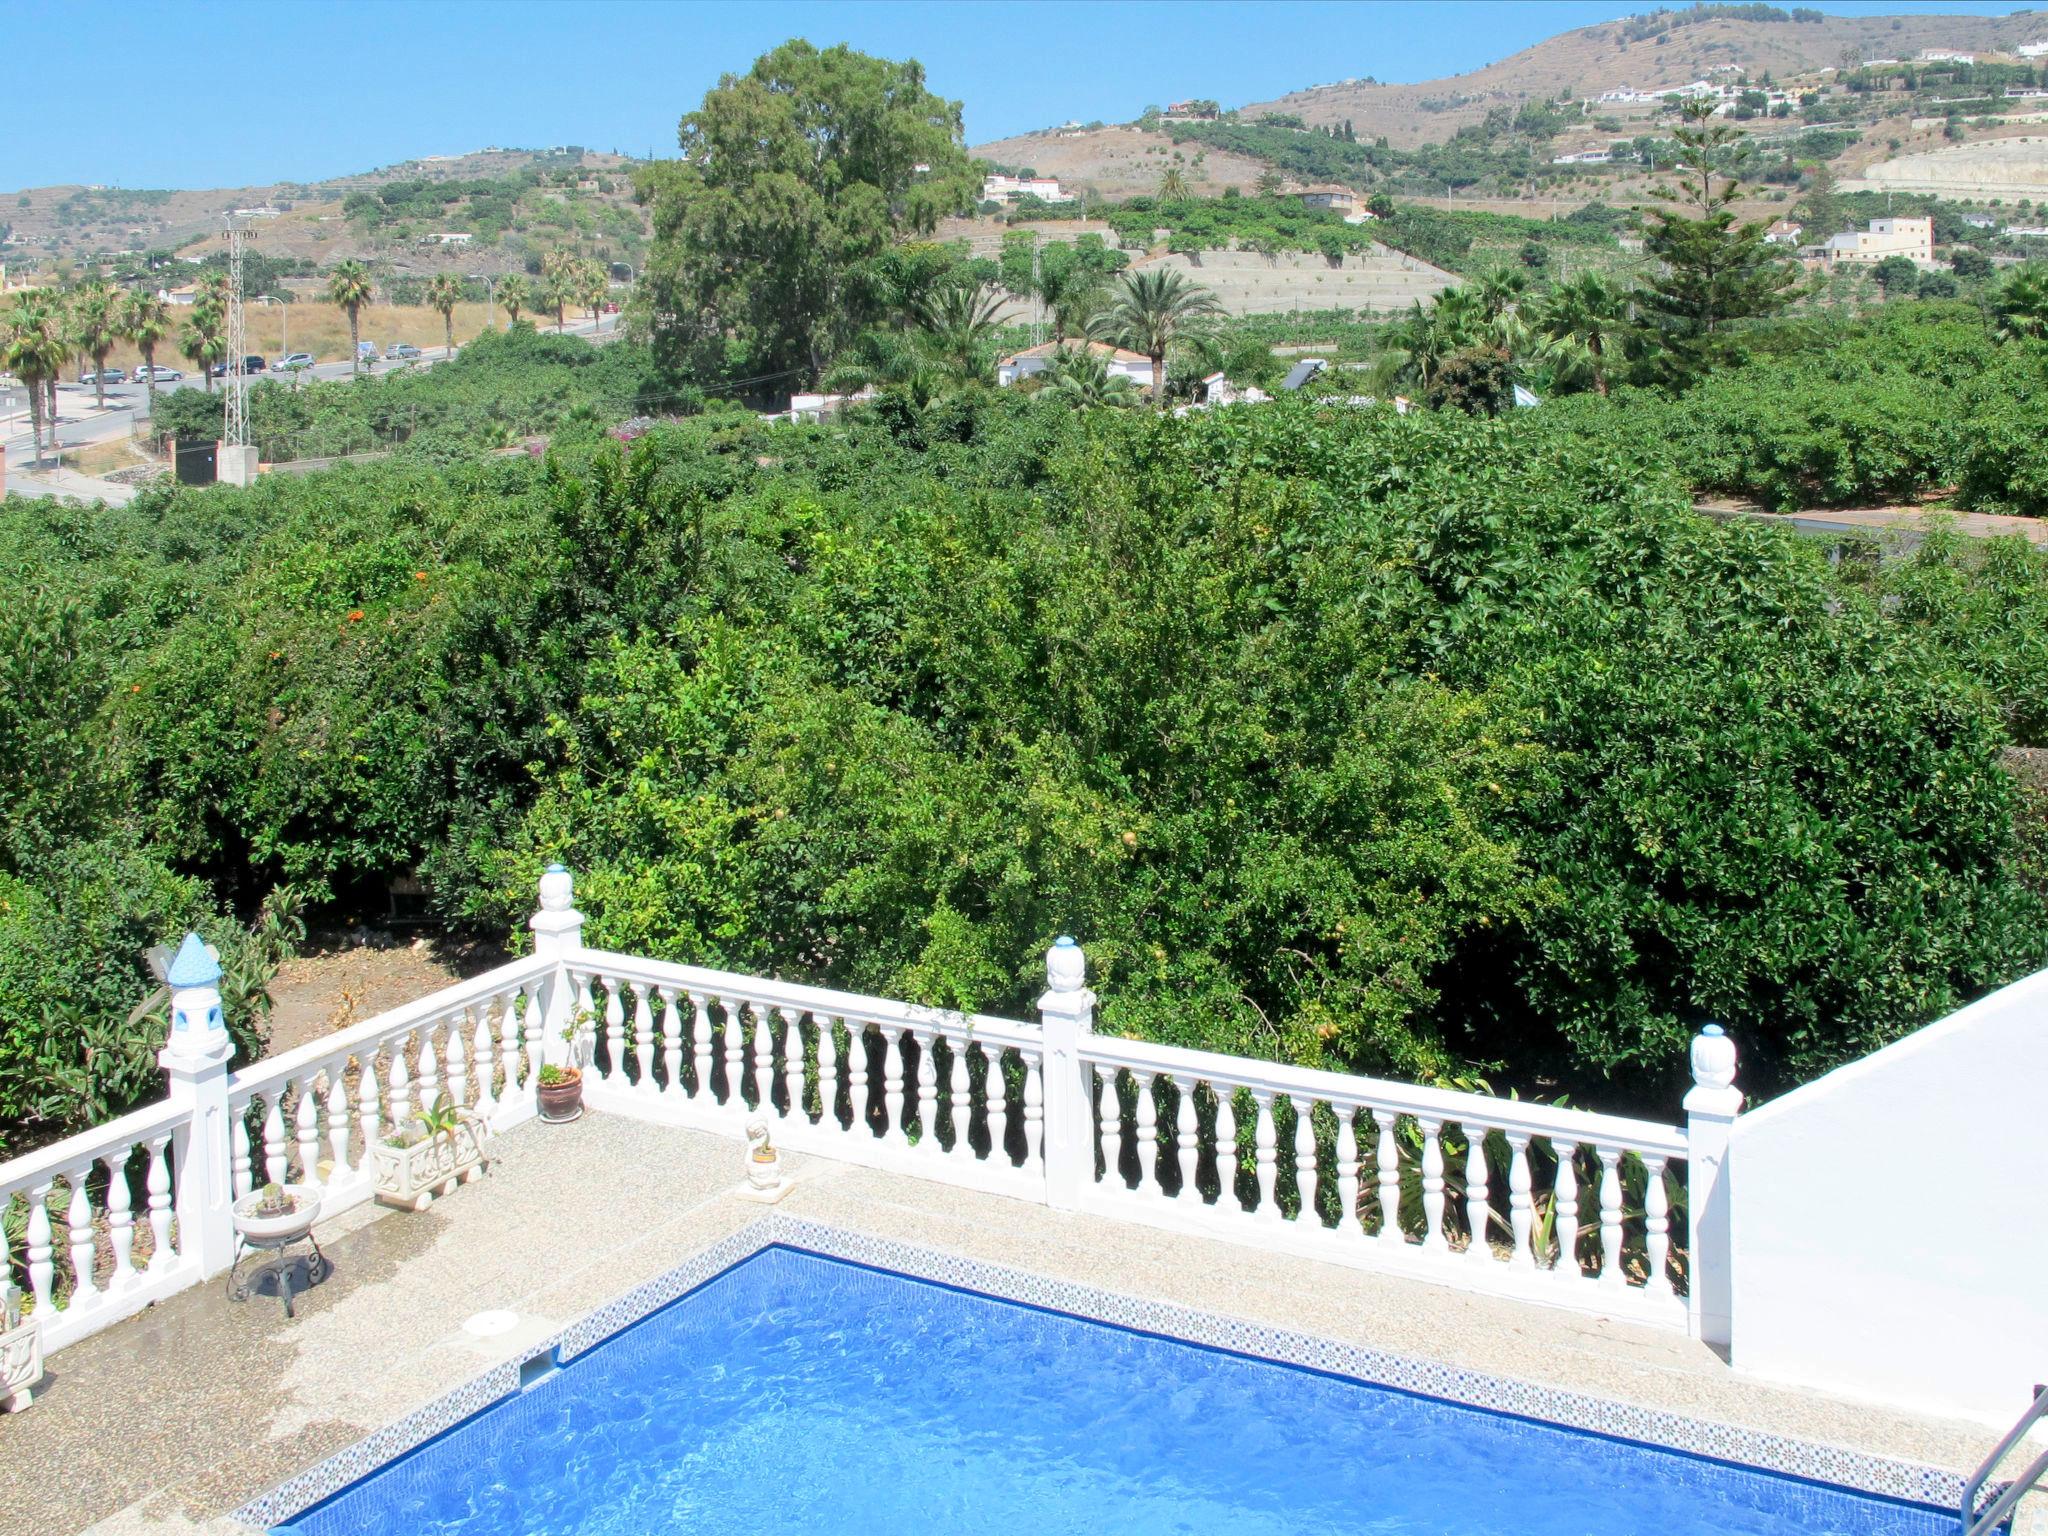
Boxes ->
[265,1241,1955,1536]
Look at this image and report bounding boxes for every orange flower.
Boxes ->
[347,609,365,622]
[413,571,428,582]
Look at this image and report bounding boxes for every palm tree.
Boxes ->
[578,259,608,332]
[1159,167,1189,201]
[822,328,948,408]
[1088,266,1223,408]
[826,279,1008,403]
[1038,344,1142,410]
[536,269,567,332]
[328,260,374,376]
[910,281,1008,378]
[1992,263,2048,343]
[1373,283,1529,399]
[122,290,171,409]
[499,273,529,326]
[541,252,576,331]
[424,273,461,358]
[67,284,121,409]
[1470,266,1531,322]
[1530,271,1634,396]
[3,296,67,466]
[182,275,228,392]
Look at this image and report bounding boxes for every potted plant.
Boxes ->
[373,1093,489,1211]
[233,1180,321,1245]
[1,1281,42,1413]
[538,1019,584,1123]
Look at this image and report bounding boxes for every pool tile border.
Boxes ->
[233,1212,1969,1529]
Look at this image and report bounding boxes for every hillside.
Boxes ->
[972,126,1272,195]
[1243,9,2044,146]
[1,146,648,276]
[975,8,2048,193]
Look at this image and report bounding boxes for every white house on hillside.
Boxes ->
[981,174,1074,205]
[996,340,1154,390]
[1821,216,1934,269]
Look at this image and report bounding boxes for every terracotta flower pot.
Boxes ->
[538,1068,583,1123]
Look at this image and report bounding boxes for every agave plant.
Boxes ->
[414,1093,463,1146]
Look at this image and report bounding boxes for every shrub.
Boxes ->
[1954,346,2048,518]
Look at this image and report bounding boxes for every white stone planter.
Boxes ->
[1,1314,43,1413]
[233,1184,322,1245]
[373,1120,488,1211]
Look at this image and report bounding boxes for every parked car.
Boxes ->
[356,341,377,360]
[383,342,422,361]
[274,353,316,372]
[208,354,270,378]
[134,365,183,383]
[78,367,127,385]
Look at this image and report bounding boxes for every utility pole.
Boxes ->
[219,218,259,487]
[1031,231,1043,349]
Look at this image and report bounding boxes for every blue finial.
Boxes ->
[1702,1024,1724,1038]
[546,862,568,874]
[1055,935,1076,948]
[166,932,221,988]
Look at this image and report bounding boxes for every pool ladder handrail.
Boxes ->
[1962,1382,2048,1536]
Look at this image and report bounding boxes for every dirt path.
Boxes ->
[1695,498,2048,547]
[262,930,510,1060]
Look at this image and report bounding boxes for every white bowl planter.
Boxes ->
[1,1313,43,1413]
[373,1119,488,1212]
[232,1184,322,1245]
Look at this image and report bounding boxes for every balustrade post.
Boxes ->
[159,932,237,1279]
[1036,936,1095,1212]
[1684,1024,1742,1350]
[530,864,586,1081]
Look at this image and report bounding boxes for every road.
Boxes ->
[0,315,617,474]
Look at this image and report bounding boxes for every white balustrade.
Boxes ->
[816,1015,840,1129]
[0,874,1725,1364]
[1069,1028,1692,1324]
[847,1022,872,1135]
[1376,1112,1404,1244]
[0,1100,195,1350]
[631,983,656,1093]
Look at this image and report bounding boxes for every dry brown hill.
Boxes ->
[972,126,1273,196]
[975,9,2048,189]
[1241,10,2042,146]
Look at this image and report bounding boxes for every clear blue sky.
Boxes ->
[4,0,2038,189]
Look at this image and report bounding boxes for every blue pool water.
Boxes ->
[280,1246,1953,1536]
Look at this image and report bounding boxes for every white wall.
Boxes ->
[1729,967,2048,1427]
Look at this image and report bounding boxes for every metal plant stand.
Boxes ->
[226,1226,330,1318]
[226,1188,330,1319]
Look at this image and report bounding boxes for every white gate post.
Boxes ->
[1684,1024,1742,1350]
[1037,936,1095,1212]
[159,933,238,1279]
[530,864,585,1072]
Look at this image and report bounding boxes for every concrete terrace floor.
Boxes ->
[1,1113,2024,1536]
